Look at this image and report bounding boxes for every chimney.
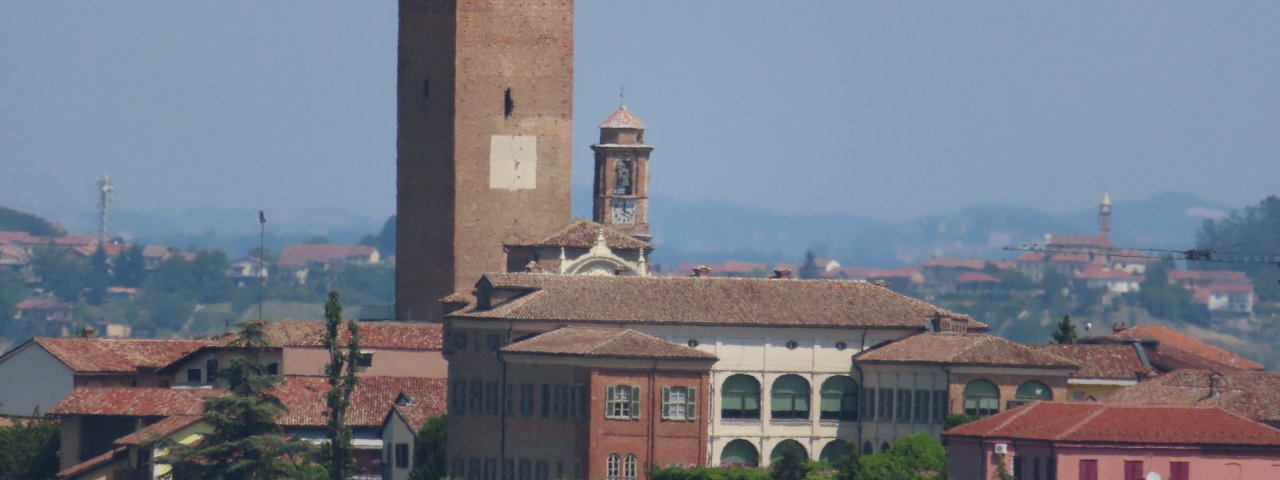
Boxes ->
[524,261,543,274]
[873,279,890,289]
[770,268,793,279]
[690,266,711,277]
[78,326,96,338]
[1207,372,1224,399]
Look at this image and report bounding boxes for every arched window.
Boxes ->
[606,454,620,480]
[963,379,1000,417]
[1014,380,1052,407]
[818,440,850,463]
[819,376,858,421]
[721,375,761,419]
[861,441,873,455]
[622,454,637,480]
[771,375,811,420]
[879,442,890,452]
[720,439,759,467]
[770,440,808,463]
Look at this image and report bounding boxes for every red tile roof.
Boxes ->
[1074,265,1138,281]
[1029,344,1148,381]
[1170,270,1250,283]
[392,403,440,433]
[272,376,446,428]
[279,244,377,267]
[33,337,216,373]
[501,327,716,361]
[57,446,125,479]
[0,231,44,245]
[923,258,986,270]
[598,105,647,130]
[944,402,1280,447]
[49,387,223,417]
[1109,325,1262,371]
[1016,252,1046,262]
[1104,369,1280,426]
[508,220,649,250]
[854,333,1077,369]
[1049,253,1090,264]
[113,415,204,447]
[956,272,999,283]
[16,298,72,310]
[456,273,982,331]
[263,319,443,350]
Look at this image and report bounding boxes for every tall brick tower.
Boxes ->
[591,105,654,241]
[396,0,575,321]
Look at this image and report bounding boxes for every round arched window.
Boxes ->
[785,340,798,350]
[835,341,848,351]
[687,339,700,348]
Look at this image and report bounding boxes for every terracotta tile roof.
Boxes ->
[113,415,204,447]
[956,272,999,283]
[272,376,446,428]
[598,105,647,129]
[33,337,216,373]
[456,273,982,331]
[1103,369,1280,426]
[392,403,439,433]
[1016,252,1046,262]
[279,244,377,267]
[501,327,716,361]
[1109,325,1262,371]
[508,220,649,250]
[57,446,126,479]
[49,387,223,417]
[0,231,44,245]
[1170,270,1250,283]
[854,333,1077,369]
[1029,344,1148,380]
[141,245,171,258]
[923,258,986,270]
[263,319,442,350]
[16,298,72,310]
[944,402,1280,447]
[1049,253,1090,264]
[1074,265,1138,281]
[1196,283,1254,293]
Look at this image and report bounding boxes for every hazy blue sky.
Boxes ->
[2,2,1278,232]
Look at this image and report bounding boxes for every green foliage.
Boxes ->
[359,215,396,258]
[114,245,148,288]
[770,441,811,480]
[1051,315,1078,344]
[31,247,89,302]
[0,418,60,480]
[164,321,322,479]
[323,291,361,480]
[799,250,821,280]
[0,270,30,340]
[649,465,773,480]
[0,207,61,237]
[409,415,448,480]
[944,414,978,430]
[1196,195,1280,301]
[1137,262,1208,325]
[85,245,110,305]
[997,271,1035,291]
[852,434,947,480]
[988,453,1014,480]
[829,441,861,480]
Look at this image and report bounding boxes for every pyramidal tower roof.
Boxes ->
[1101,191,1112,206]
[598,105,647,130]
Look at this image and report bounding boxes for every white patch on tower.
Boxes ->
[489,135,537,190]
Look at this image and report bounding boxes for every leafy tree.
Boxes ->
[854,434,947,480]
[0,270,29,339]
[409,415,447,480]
[31,247,89,302]
[799,250,821,280]
[770,441,811,480]
[997,271,1035,291]
[0,418,60,480]
[1196,195,1280,300]
[114,245,148,288]
[830,441,862,480]
[649,466,772,480]
[1051,315,1078,344]
[1137,262,1207,325]
[989,453,1014,480]
[0,207,61,237]
[359,215,396,258]
[164,321,323,479]
[945,414,977,430]
[322,291,361,480]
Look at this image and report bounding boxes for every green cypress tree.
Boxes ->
[409,415,448,480]
[323,291,361,480]
[1051,315,1078,344]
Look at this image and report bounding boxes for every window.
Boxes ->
[1033,458,1041,480]
[913,389,929,423]
[785,340,798,350]
[159,380,169,388]
[534,460,548,480]
[1047,459,1056,480]
[819,376,858,421]
[541,385,551,417]
[396,443,410,469]
[452,458,465,479]
[1010,381,1052,409]
[963,380,999,417]
[719,439,759,468]
[878,389,894,421]
[573,461,581,480]
[1123,461,1143,480]
[606,385,640,420]
[451,332,468,352]
[606,454,620,480]
[267,362,279,375]
[485,458,497,480]
[818,440,850,463]
[860,388,875,421]
[451,379,467,414]
[486,382,499,414]
[1077,459,1097,480]
[771,375,810,420]
[769,440,808,464]
[518,460,531,480]
[555,462,563,480]
[503,459,515,480]
[835,341,848,351]
[687,339,699,348]
[896,389,911,423]
[506,384,515,415]
[520,384,534,416]
[932,390,947,424]
[1013,456,1023,480]
[861,442,873,455]
[555,385,569,418]
[470,458,481,480]
[662,386,697,421]
[623,454,637,480]
[1169,461,1189,480]
[470,380,484,413]
[186,368,201,383]
[487,333,501,352]
[569,385,583,418]
[357,353,373,368]
[206,359,219,384]
[721,375,761,419]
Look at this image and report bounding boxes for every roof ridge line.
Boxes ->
[1055,404,1108,440]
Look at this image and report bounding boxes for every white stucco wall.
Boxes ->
[382,412,417,480]
[0,343,74,416]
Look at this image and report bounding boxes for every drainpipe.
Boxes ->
[499,321,514,469]
[942,366,953,426]
[649,360,658,474]
[853,328,869,450]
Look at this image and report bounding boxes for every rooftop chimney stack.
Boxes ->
[771,268,793,279]
[691,266,711,278]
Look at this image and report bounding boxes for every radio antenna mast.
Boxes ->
[97,175,113,243]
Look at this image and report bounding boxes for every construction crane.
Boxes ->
[1004,243,1280,266]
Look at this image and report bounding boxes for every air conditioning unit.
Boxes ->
[993,443,1008,455]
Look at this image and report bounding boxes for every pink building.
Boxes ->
[945,402,1280,480]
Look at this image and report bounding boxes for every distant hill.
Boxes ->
[0,206,62,236]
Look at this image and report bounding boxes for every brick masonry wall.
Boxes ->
[948,372,1069,416]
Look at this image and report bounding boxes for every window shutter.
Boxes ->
[661,387,671,420]
[606,386,615,418]
[687,387,697,420]
[631,385,642,419]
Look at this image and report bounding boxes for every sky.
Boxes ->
[1,1,1278,233]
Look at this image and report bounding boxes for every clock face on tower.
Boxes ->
[611,199,637,224]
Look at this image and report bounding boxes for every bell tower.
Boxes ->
[591,105,654,241]
[395,0,575,321]
[1099,191,1112,243]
